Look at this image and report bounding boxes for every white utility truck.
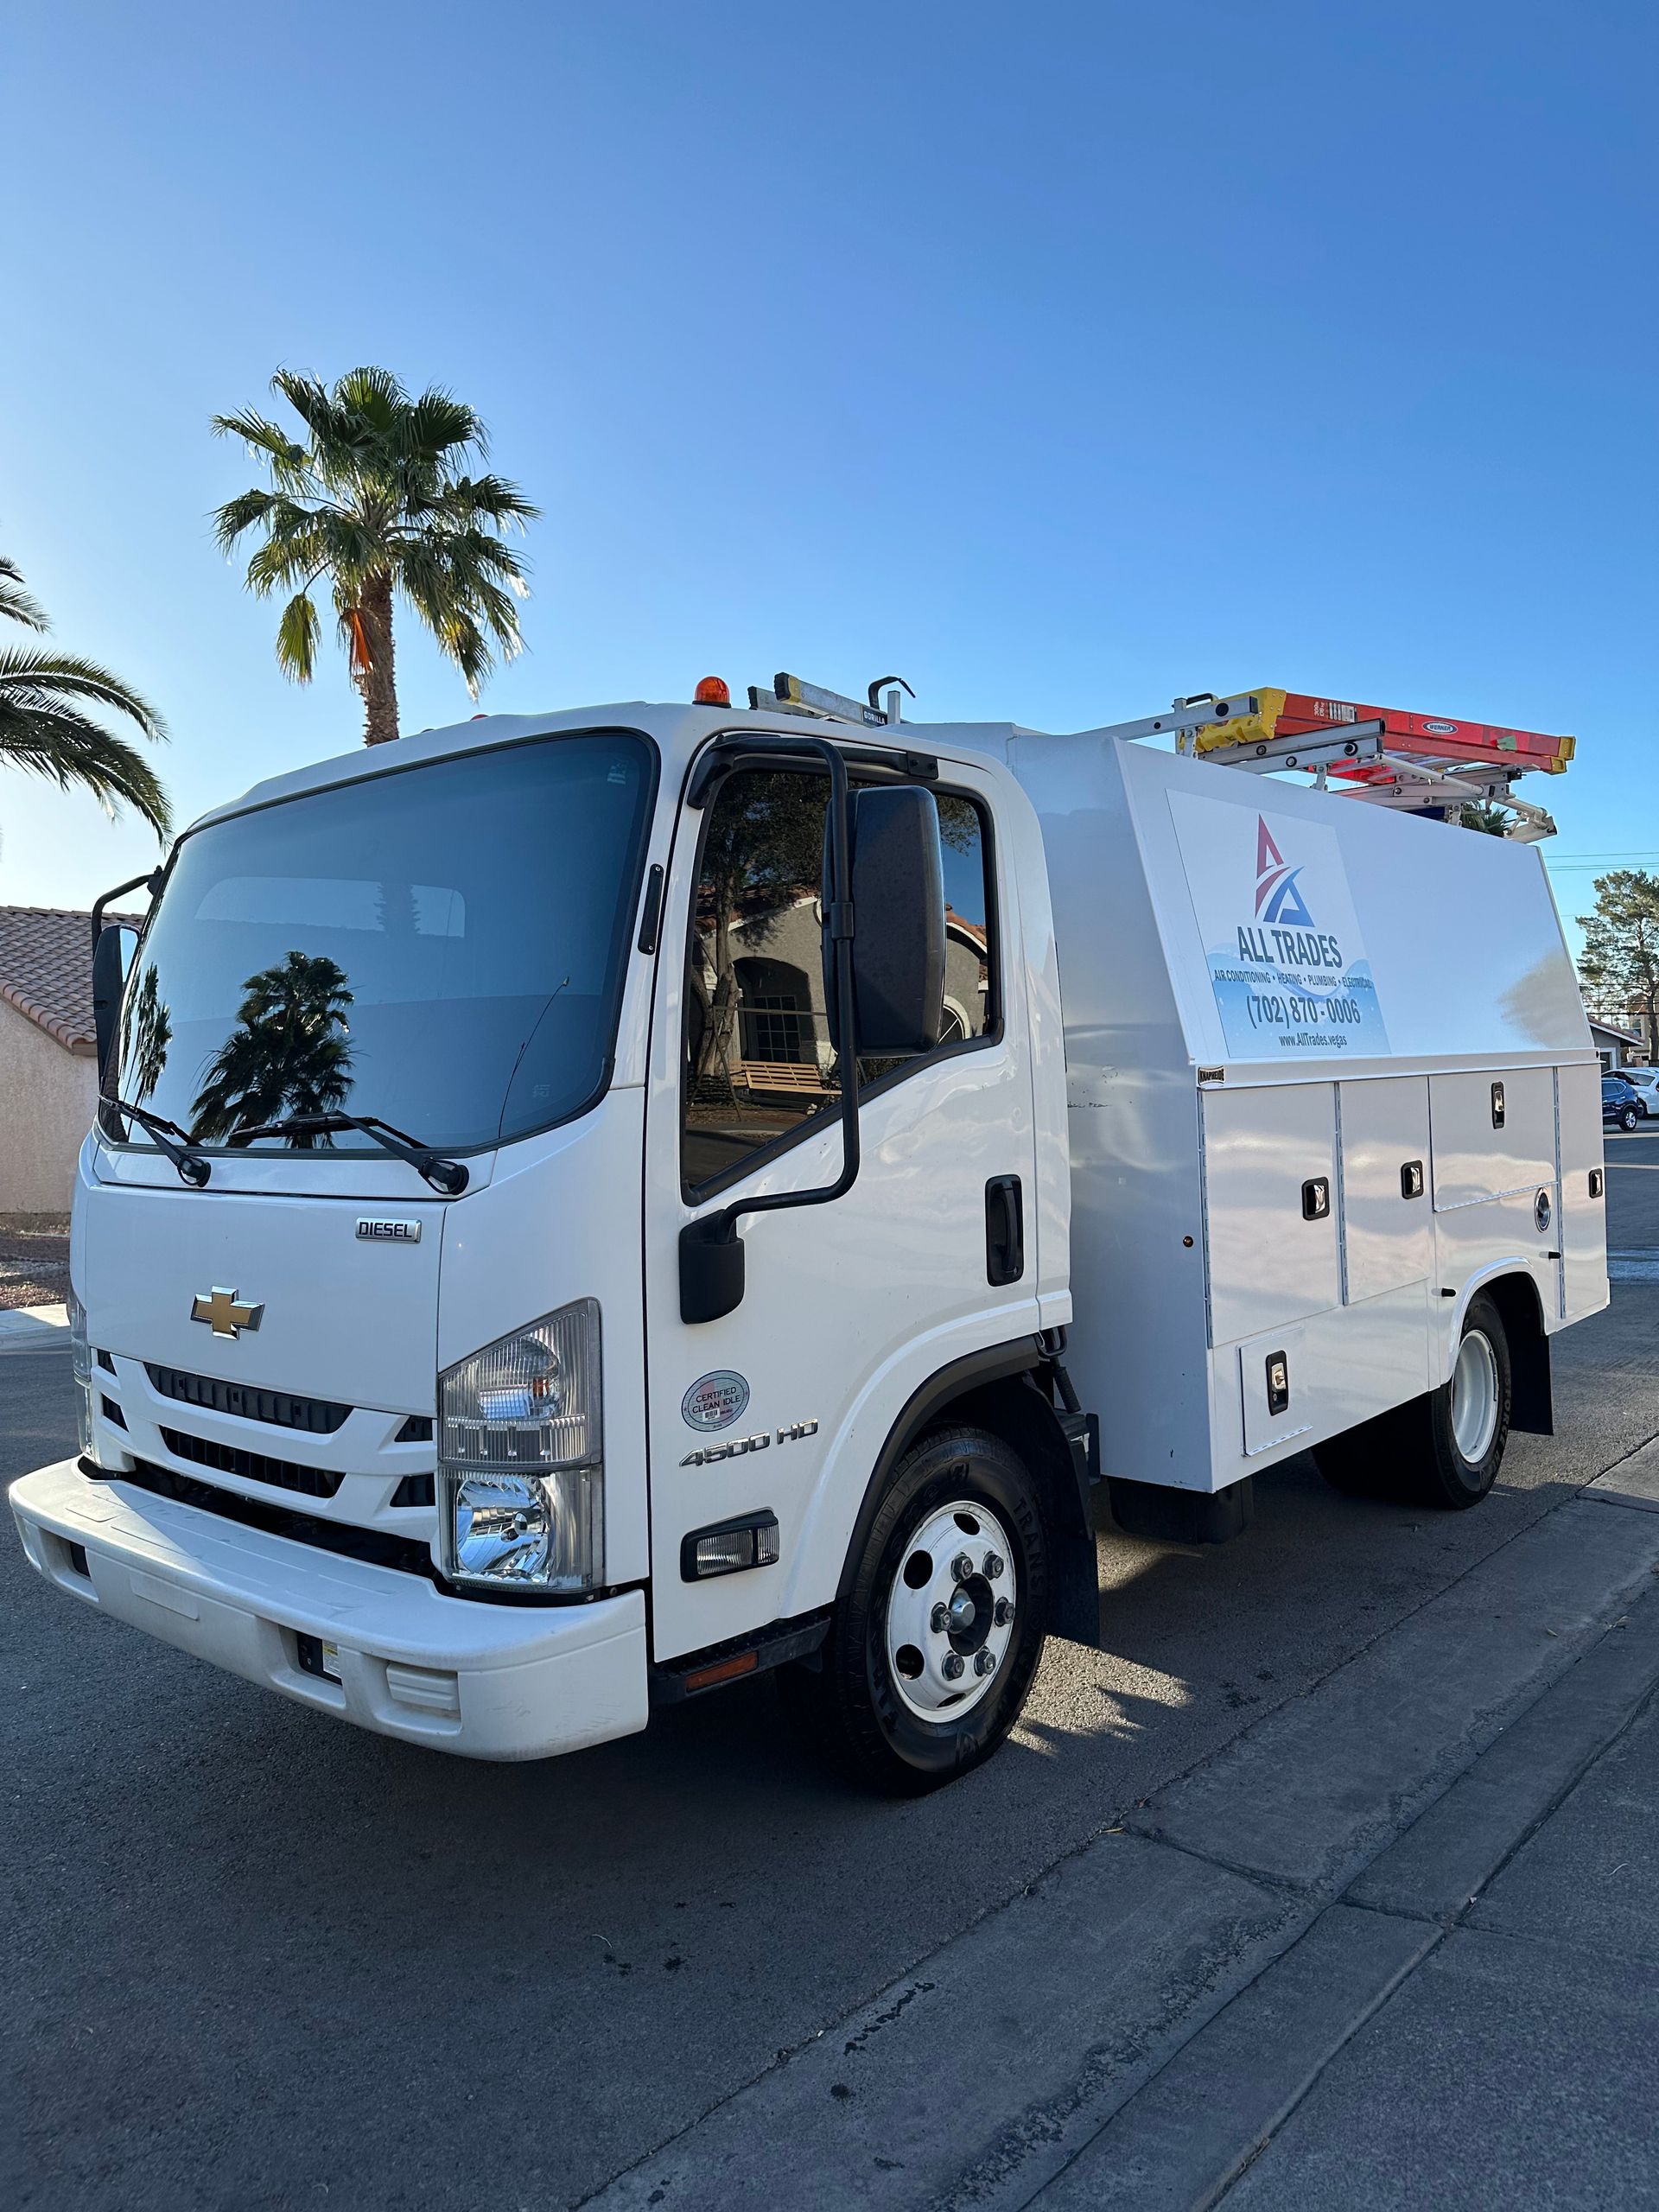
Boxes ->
[10,677,1607,1792]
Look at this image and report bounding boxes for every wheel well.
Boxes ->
[830,1341,1102,1650]
[1477,1271,1553,1437]
[918,1374,1101,1648]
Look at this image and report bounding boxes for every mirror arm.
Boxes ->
[90,868,163,953]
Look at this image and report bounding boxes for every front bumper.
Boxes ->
[10,1459,649,1762]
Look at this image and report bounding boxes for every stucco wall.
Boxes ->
[0,998,97,1212]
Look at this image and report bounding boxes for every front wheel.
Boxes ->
[780,1425,1049,1795]
[1620,1105,1641,1132]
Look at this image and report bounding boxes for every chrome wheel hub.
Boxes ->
[885,1499,1017,1720]
[1452,1327,1500,1465]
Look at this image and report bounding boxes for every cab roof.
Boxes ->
[184,702,1028,836]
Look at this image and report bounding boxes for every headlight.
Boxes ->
[67,1288,99,1465]
[438,1300,602,1592]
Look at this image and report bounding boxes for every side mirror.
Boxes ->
[91,924,136,1083]
[825,785,946,1057]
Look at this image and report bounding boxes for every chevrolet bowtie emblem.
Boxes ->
[190,1287,264,1339]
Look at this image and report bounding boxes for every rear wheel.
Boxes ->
[780,1424,1048,1795]
[1315,1292,1511,1511]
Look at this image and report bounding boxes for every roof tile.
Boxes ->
[0,906,141,1057]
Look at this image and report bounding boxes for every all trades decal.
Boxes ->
[1169,791,1389,1058]
[682,1370,751,1433]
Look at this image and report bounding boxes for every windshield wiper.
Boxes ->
[103,1097,212,1188]
[226,1111,469,1195]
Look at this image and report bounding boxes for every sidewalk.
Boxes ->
[591,1446,1659,2210]
[0,1303,68,1344]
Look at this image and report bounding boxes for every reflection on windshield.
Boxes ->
[189,952,355,1145]
[123,963,173,1103]
[113,729,654,1155]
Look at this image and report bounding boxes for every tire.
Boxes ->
[1316,1291,1511,1511]
[780,1424,1049,1796]
[1620,1105,1640,1132]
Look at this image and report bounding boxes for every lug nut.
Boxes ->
[930,1602,950,1634]
[983,1552,1005,1580]
[950,1552,974,1583]
[974,1649,997,1676]
[942,1651,965,1680]
[994,1597,1014,1626]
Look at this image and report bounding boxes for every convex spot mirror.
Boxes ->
[824,785,946,1058]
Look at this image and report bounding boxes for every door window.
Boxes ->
[681,769,999,1192]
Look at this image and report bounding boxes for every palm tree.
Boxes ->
[190,951,355,1144]
[0,555,170,836]
[212,367,539,747]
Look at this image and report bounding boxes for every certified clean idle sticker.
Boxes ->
[682,1370,750,1432]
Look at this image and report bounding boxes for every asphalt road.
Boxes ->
[7,1127,1659,2211]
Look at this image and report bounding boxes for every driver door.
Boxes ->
[642,752,1039,1662]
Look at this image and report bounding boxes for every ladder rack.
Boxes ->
[1103,688,1573,842]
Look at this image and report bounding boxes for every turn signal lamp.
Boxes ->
[680,1512,781,1581]
[694,676,732,706]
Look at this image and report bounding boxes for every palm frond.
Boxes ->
[213,487,286,556]
[437,474,540,530]
[0,700,171,835]
[399,387,486,464]
[0,647,167,741]
[267,371,357,449]
[0,556,49,632]
[334,365,409,433]
[242,508,335,595]
[210,410,311,486]
[276,593,321,681]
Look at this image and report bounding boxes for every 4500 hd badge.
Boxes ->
[681,1420,818,1468]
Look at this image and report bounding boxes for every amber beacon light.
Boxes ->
[693,675,732,706]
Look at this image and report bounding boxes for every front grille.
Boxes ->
[159,1427,344,1500]
[118,1459,439,1580]
[144,1363,352,1436]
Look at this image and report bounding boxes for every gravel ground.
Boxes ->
[0,1218,69,1310]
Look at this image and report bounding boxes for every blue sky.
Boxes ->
[3,1,1655,950]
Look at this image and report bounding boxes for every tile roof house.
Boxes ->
[0,906,136,1216]
[1586,1013,1645,1070]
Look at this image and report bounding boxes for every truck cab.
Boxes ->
[12,699,1091,1789]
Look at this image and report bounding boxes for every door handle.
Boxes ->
[985,1176,1024,1287]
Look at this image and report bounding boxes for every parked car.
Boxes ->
[1621,1065,1658,1117]
[1603,1073,1643,1131]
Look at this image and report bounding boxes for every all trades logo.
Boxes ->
[1253,817,1315,929]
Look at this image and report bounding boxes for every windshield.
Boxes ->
[110,729,656,1156]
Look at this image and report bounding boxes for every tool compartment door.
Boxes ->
[1202,1082,1338,1346]
[1428,1067,1555,1209]
[1557,1062,1608,1321]
[1338,1076,1433,1303]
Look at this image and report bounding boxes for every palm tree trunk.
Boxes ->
[359,572,400,747]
